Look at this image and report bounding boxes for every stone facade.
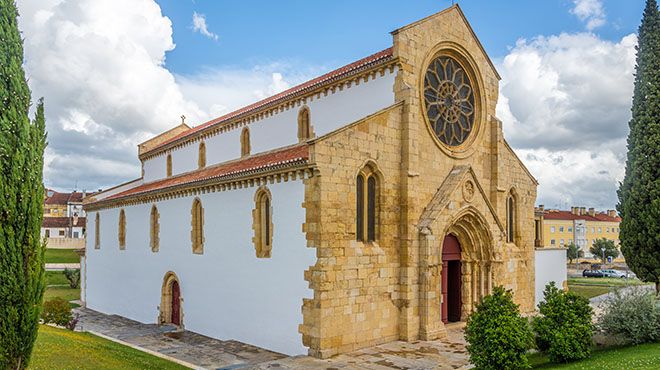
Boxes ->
[301,6,537,358]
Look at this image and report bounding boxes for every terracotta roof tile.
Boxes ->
[42,217,86,228]
[100,144,310,204]
[142,47,394,157]
[44,191,85,205]
[543,210,621,222]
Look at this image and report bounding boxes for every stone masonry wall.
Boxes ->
[301,105,405,358]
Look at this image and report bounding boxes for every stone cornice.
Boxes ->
[85,161,317,211]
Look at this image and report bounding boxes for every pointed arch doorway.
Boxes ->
[161,272,183,327]
[441,234,462,323]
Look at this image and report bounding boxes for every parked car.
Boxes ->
[582,269,604,278]
[601,269,627,278]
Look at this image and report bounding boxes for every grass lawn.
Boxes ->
[528,342,660,369]
[44,286,79,303]
[44,248,80,264]
[46,271,69,286]
[567,277,647,299]
[30,325,187,370]
[568,284,612,299]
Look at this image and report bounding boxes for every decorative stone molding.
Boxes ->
[252,186,273,258]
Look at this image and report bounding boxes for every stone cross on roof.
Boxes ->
[181,115,186,125]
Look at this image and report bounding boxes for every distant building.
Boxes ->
[42,189,87,240]
[534,205,621,257]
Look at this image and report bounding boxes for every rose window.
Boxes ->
[423,56,475,146]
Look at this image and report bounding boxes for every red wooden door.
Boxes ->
[441,234,462,323]
[171,281,180,326]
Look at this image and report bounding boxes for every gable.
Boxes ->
[392,4,500,81]
[418,165,504,233]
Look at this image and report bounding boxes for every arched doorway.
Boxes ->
[441,234,462,323]
[160,272,183,327]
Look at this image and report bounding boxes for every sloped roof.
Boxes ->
[44,191,84,205]
[96,144,310,205]
[543,210,621,222]
[42,217,86,228]
[141,47,394,158]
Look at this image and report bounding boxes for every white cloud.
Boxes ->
[497,32,636,209]
[17,0,311,192]
[571,0,606,30]
[192,12,218,41]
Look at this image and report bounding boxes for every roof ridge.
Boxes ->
[141,47,394,157]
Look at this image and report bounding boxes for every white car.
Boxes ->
[601,269,627,278]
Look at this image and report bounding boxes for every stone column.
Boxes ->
[461,261,472,320]
[418,228,446,340]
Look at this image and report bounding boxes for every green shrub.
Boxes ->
[465,286,534,370]
[63,268,80,289]
[41,298,73,327]
[532,282,593,363]
[598,287,660,344]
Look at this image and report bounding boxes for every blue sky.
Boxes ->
[18,0,648,209]
[157,0,644,76]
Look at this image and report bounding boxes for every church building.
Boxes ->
[84,5,537,358]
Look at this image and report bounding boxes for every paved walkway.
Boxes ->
[75,308,286,369]
[45,263,80,271]
[75,308,470,370]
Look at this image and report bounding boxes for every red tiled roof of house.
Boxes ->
[42,216,86,228]
[44,191,85,205]
[142,47,394,157]
[100,144,310,203]
[543,210,621,222]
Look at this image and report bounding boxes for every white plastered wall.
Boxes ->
[85,180,315,355]
[534,248,568,305]
[142,68,396,182]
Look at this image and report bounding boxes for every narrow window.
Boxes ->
[166,154,172,177]
[356,174,364,241]
[191,198,204,254]
[253,188,273,258]
[241,127,251,157]
[356,164,379,242]
[95,212,100,249]
[298,107,312,141]
[150,205,160,252]
[367,176,376,242]
[506,195,515,243]
[198,142,206,169]
[118,209,126,250]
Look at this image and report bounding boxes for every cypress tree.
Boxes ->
[0,0,48,368]
[617,0,660,294]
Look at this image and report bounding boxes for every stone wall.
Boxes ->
[303,5,537,357]
[302,104,405,358]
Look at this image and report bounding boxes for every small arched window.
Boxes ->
[506,193,516,243]
[94,212,100,249]
[166,154,172,177]
[298,107,313,142]
[356,164,379,242]
[252,187,273,258]
[118,209,126,250]
[191,198,204,254]
[241,127,251,157]
[198,142,206,169]
[150,205,160,252]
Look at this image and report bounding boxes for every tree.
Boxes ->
[617,0,660,293]
[465,287,534,370]
[589,238,619,262]
[566,242,583,265]
[0,0,48,368]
